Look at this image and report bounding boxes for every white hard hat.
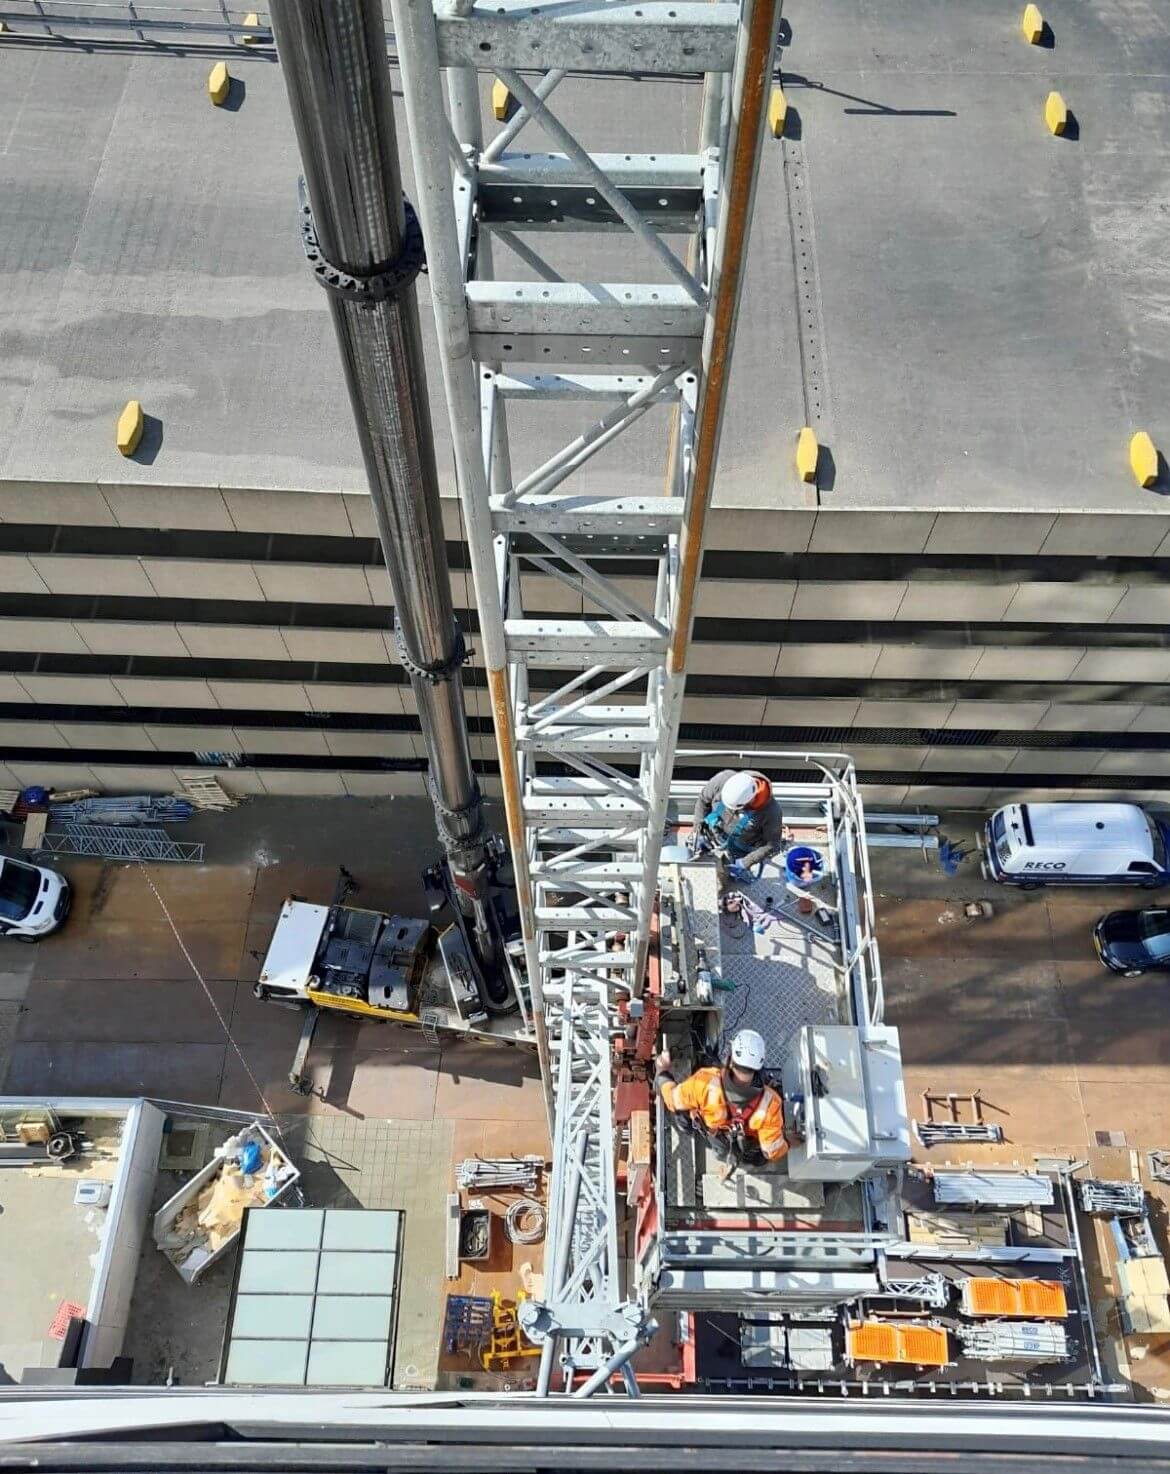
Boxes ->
[730,1029,766,1072]
[721,771,759,810]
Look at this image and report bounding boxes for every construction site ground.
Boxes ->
[0,796,1168,1397]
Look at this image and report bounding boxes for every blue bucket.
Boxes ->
[785,845,824,886]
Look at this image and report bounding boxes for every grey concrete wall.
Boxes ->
[6,481,1170,558]
[0,756,1163,813]
[83,1101,165,1373]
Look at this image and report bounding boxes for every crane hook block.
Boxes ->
[796,427,819,484]
[208,62,231,107]
[492,79,512,122]
[1130,432,1160,489]
[768,86,787,138]
[116,400,144,458]
[1021,4,1044,43]
[1045,91,1068,135]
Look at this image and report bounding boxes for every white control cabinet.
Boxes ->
[784,1024,911,1182]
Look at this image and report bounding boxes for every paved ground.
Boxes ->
[3,797,1170,1395]
[0,797,545,1127]
[869,820,1170,1402]
[867,824,1170,1161]
[3,795,1154,1160]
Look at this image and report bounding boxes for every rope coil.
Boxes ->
[504,1196,546,1245]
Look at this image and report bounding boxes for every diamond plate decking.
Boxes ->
[714,857,845,1068]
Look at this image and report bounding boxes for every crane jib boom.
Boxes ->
[269,0,514,1015]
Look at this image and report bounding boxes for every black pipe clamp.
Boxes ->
[298,179,425,304]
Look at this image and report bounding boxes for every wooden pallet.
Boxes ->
[906,1209,1008,1249]
[174,771,238,811]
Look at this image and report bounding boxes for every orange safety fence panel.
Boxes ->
[848,1321,949,1366]
[1019,1280,1068,1318]
[963,1277,1068,1319]
[847,1321,898,1362]
[964,1278,1019,1316]
[896,1324,950,1367]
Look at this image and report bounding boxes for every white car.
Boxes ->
[0,856,70,939]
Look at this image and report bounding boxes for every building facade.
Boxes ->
[0,0,1166,808]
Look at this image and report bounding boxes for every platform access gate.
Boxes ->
[390,0,779,1390]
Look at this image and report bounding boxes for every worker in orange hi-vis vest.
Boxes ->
[655,1029,788,1177]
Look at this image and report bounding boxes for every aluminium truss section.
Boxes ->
[390,0,779,1391]
[42,824,205,862]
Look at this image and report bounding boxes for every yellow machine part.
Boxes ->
[305,987,419,1026]
[480,1290,541,1371]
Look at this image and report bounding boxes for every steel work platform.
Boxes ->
[714,858,846,1066]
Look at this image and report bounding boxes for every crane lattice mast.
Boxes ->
[388,0,780,1390]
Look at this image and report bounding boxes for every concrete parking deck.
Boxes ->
[0,0,1165,517]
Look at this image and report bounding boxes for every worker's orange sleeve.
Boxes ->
[756,1093,788,1160]
[662,1071,709,1114]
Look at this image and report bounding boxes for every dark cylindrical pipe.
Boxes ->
[270,0,492,935]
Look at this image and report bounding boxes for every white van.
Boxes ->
[982,802,1170,889]
[0,855,70,939]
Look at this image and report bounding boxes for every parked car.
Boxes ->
[0,855,70,940]
[981,802,1170,890]
[1093,909,1170,976]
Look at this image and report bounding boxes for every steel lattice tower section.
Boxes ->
[390,0,779,1391]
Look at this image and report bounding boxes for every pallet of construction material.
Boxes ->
[958,1322,1070,1363]
[175,771,240,811]
[906,1209,1008,1249]
[1118,1256,1170,1336]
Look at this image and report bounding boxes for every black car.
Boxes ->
[1093,908,1170,975]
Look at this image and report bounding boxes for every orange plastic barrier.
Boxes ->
[961,1277,1067,1319]
[847,1321,949,1367]
[847,1321,898,1362]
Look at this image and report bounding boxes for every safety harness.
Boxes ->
[702,799,758,857]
